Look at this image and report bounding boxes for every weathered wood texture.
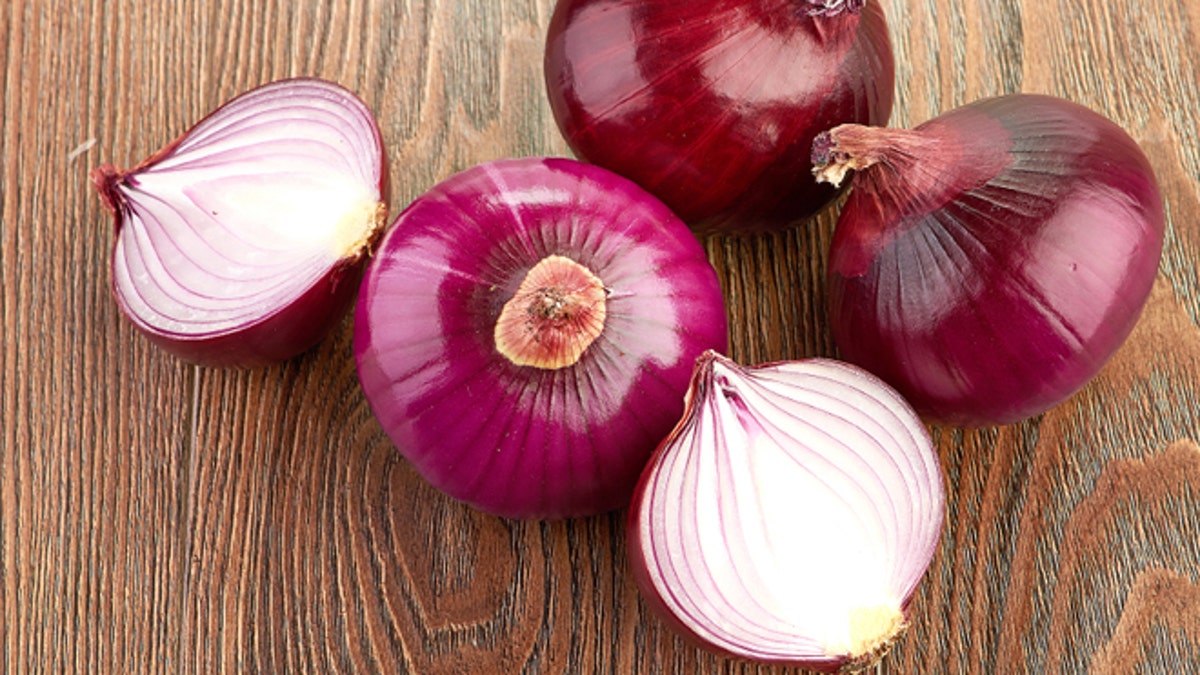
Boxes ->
[2,1,1198,672]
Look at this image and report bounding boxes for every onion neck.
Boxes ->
[812,118,1009,196]
[813,124,961,277]
[801,0,866,17]
[90,164,129,221]
[494,255,608,370]
[811,124,936,189]
[813,118,1013,277]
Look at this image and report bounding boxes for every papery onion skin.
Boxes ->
[353,157,729,520]
[544,0,894,235]
[815,94,1166,426]
[92,77,388,368]
[628,351,944,671]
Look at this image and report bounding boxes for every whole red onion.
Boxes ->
[544,0,894,235]
[353,157,729,519]
[812,94,1166,426]
[91,78,387,368]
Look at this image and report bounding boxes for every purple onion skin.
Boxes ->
[826,94,1166,426]
[353,157,729,519]
[109,237,369,368]
[545,0,894,235]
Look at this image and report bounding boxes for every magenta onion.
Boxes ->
[812,94,1165,426]
[353,157,728,519]
[544,0,894,235]
[629,351,944,671]
[91,78,387,367]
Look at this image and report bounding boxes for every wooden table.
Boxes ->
[3,1,1198,672]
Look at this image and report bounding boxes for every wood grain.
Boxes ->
[2,0,1199,673]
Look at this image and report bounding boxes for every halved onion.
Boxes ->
[91,77,387,367]
[629,351,944,671]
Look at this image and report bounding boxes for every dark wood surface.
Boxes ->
[3,1,1199,672]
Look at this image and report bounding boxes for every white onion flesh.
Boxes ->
[630,352,945,670]
[101,78,385,336]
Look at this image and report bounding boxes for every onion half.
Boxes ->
[353,158,729,519]
[544,0,894,235]
[813,94,1166,426]
[629,351,944,671]
[92,78,388,367]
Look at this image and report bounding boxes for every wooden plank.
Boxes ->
[1,2,195,673]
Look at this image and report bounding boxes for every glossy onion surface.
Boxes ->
[545,0,894,235]
[92,78,387,367]
[354,158,729,519]
[629,352,944,671]
[821,94,1166,426]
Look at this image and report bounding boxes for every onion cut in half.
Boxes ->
[91,77,388,367]
[629,351,944,672]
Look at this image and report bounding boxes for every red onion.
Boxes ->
[91,78,387,368]
[812,94,1166,426]
[353,157,729,519]
[544,0,894,235]
[629,351,944,671]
